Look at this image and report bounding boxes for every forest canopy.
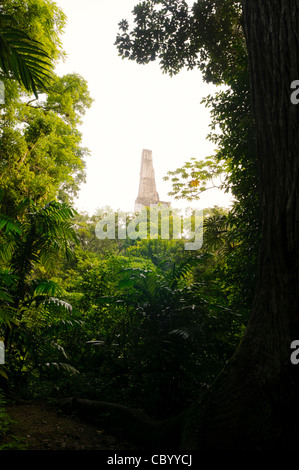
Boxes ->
[1,0,298,452]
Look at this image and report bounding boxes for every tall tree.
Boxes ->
[0,9,52,96]
[116,0,299,449]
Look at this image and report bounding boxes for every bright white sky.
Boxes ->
[54,0,233,216]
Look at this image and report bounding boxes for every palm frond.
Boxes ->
[44,362,79,375]
[0,240,15,263]
[44,297,73,314]
[0,214,21,235]
[10,200,79,279]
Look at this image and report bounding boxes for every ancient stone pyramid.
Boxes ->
[135,149,170,212]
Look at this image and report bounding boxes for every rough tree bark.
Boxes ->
[180,0,299,450]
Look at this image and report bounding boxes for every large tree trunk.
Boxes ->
[180,0,299,450]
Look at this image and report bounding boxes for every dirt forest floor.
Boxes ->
[3,400,138,451]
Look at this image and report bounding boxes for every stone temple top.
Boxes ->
[135,149,170,212]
